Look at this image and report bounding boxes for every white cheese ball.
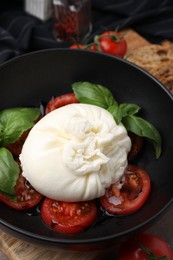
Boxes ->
[20,104,131,202]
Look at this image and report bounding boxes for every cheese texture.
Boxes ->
[20,104,131,202]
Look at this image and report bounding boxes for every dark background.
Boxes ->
[1,0,173,63]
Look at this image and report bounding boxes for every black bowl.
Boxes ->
[0,49,173,251]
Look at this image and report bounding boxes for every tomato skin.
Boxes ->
[45,93,79,114]
[99,165,151,215]
[117,233,173,260]
[96,31,127,58]
[70,44,84,49]
[0,173,43,210]
[128,132,143,160]
[69,44,97,51]
[40,198,98,234]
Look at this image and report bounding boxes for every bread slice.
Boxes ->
[149,60,173,94]
[126,43,173,94]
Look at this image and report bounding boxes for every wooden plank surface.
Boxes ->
[0,29,151,260]
[0,229,101,260]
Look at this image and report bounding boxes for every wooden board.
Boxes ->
[0,29,151,260]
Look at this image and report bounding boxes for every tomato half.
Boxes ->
[95,31,127,58]
[99,164,151,215]
[45,93,79,114]
[0,172,43,210]
[40,198,98,234]
[117,233,173,260]
[128,132,143,160]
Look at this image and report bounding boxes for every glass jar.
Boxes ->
[52,0,92,43]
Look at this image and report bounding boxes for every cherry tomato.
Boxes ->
[69,44,98,51]
[94,31,127,58]
[128,132,143,160]
[99,164,151,215]
[70,44,96,51]
[117,233,173,260]
[40,198,98,234]
[0,172,43,210]
[45,93,79,114]
[86,44,98,51]
[70,44,84,49]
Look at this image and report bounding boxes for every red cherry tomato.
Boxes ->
[0,172,43,210]
[70,31,127,57]
[99,164,151,215]
[70,44,98,51]
[128,132,143,160]
[117,233,173,260]
[40,198,98,234]
[94,31,127,58]
[70,44,84,49]
[45,93,79,114]
[86,44,98,51]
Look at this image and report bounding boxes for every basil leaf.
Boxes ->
[108,104,122,124]
[72,82,117,109]
[108,103,141,125]
[0,107,40,146]
[0,147,20,195]
[119,103,141,117]
[122,115,162,159]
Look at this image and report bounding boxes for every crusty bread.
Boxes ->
[127,42,173,94]
[149,60,173,94]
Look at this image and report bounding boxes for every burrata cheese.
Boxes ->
[20,103,131,202]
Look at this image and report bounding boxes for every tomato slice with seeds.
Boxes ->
[99,164,151,215]
[40,198,98,234]
[0,172,43,210]
[45,93,79,114]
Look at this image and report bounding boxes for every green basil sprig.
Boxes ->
[72,82,162,159]
[0,147,19,199]
[0,107,41,199]
[0,107,40,146]
[72,81,117,109]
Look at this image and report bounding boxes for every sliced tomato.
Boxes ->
[45,93,79,114]
[5,115,42,158]
[99,164,151,215]
[117,233,173,260]
[0,172,43,210]
[128,132,143,160]
[40,198,98,234]
[6,129,30,158]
